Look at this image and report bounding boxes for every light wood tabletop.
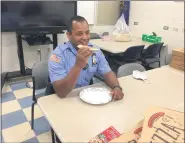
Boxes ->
[38,66,184,142]
[90,37,152,54]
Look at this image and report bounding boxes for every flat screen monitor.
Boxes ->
[1,1,77,33]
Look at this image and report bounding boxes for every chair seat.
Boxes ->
[114,59,142,66]
[113,55,123,61]
[35,88,47,99]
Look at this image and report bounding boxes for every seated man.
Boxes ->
[48,16,124,100]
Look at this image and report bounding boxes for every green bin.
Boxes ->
[142,34,162,43]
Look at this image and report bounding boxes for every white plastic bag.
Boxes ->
[112,13,132,42]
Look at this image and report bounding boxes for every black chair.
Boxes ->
[141,42,164,68]
[111,45,145,67]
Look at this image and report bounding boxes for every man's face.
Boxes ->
[67,20,90,48]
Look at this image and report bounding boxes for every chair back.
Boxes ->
[32,60,49,90]
[123,45,145,62]
[117,63,146,78]
[143,42,164,58]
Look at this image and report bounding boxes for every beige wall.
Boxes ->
[129,1,184,53]
[95,1,120,25]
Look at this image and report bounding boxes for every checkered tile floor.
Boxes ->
[1,80,52,143]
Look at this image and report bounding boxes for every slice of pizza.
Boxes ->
[77,45,99,51]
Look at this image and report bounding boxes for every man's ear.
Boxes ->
[66,32,72,40]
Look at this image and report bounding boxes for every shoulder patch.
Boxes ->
[49,54,61,63]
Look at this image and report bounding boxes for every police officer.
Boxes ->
[48,16,124,100]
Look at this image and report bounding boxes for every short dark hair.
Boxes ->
[67,15,88,32]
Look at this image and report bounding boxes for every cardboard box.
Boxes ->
[110,120,144,143]
[172,55,184,62]
[138,106,184,143]
[172,48,184,58]
[170,63,184,71]
[170,48,184,71]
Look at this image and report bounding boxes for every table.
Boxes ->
[90,37,152,54]
[38,66,184,142]
[90,37,168,68]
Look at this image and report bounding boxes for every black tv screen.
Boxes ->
[1,1,77,33]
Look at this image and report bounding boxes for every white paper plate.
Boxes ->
[79,87,112,105]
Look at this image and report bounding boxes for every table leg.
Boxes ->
[51,127,56,143]
[16,34,26,75]
[51,127,62,143]
[56,134,62,143]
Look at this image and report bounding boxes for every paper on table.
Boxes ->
[133,70,147,80]
[89,126,121,143]
[110,119,144,143]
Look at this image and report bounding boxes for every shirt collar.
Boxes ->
[66,41,77,55]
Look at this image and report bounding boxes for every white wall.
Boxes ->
[129,1,184,53]
[91,25,115,35]
[1,33,68,72]
[77,1,95,24]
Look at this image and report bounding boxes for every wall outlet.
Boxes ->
[163,26,169,30]
[134,22,138,25]
[172,27,178,32]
